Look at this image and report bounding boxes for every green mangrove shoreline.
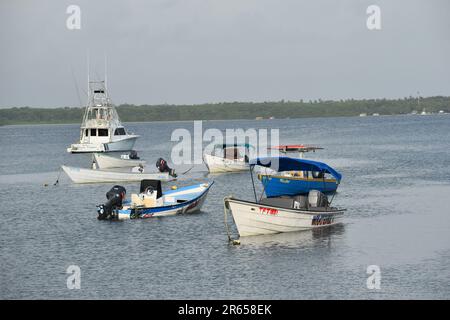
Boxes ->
[1,96,449,126]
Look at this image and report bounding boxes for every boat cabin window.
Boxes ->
[98,129,109,136]
[90,128,97,136]
[114,128,126,136]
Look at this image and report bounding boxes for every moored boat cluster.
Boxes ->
[63,77,345,241]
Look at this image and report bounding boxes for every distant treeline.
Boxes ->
[1,96,449,125]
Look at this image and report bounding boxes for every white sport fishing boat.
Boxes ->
[224,157,345,238]
[67,79,139,153]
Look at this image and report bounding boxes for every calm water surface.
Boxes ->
[0,115,449,299]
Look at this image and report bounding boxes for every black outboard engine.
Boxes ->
[129,150,139,160]
[156,158,177,178]
[97,185,126,220]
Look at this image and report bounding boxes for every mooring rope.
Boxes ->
[223,197,240,245]
[53,166,64,186]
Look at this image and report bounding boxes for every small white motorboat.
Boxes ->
[224,156,345,238]
[93,152,146,169]
[61,165,170,184]
[97,180,213,220]
[203,143,253,173]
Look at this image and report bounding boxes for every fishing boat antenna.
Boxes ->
[70,65,83,107]
[104,53,108,90]
[87,50,90,94]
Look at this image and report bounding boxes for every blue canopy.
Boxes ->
[249,156,342,182]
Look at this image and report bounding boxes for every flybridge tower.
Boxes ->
[66,56,139,153]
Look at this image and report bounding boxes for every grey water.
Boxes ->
[1,115,449,299]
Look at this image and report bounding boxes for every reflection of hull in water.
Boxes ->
[259,174,339,197]
[225,197,344,237]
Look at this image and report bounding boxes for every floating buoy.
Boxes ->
[232,239,241,245]
[43,183,48,187]
[171,186,177,190]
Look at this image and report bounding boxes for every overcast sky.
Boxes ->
[0,0,449,107]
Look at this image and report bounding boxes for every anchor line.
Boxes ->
[223,199,232,242]
[54,166,64,186]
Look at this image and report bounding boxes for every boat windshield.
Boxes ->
[224,147,242,160]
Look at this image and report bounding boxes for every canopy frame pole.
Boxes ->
[250,165,258,203]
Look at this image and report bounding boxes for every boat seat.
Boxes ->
[140,179,162,198]
[131,194,145,207]
[292,195,309,209]
[260,195,310,210]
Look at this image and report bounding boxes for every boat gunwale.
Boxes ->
[257,173,338,183]
[224,196,346,215]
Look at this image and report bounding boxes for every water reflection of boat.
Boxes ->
[224,157,345,238]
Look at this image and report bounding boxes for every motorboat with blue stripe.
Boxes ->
[97,179,214,220]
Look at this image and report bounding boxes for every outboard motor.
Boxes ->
[156,158,177,178]
[129,150,139,160]
[97,185,126,220]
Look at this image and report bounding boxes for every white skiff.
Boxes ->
[203,153,249,173]
[93,153,146,169]
[224,196,345,237]
[203,143,253,173]
[62,165,170,184]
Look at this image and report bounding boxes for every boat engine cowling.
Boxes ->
[97,185,126,220]
[129,150,139,159]
[156,158,177,178]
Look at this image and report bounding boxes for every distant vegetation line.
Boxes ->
[1,96,449,125]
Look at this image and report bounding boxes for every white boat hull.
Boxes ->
[67,135,139,153]
[225,197,344,237]
[94,153,146,169]
[203,154,249,173]
[62,165,169,184]
[116,183,213,220]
